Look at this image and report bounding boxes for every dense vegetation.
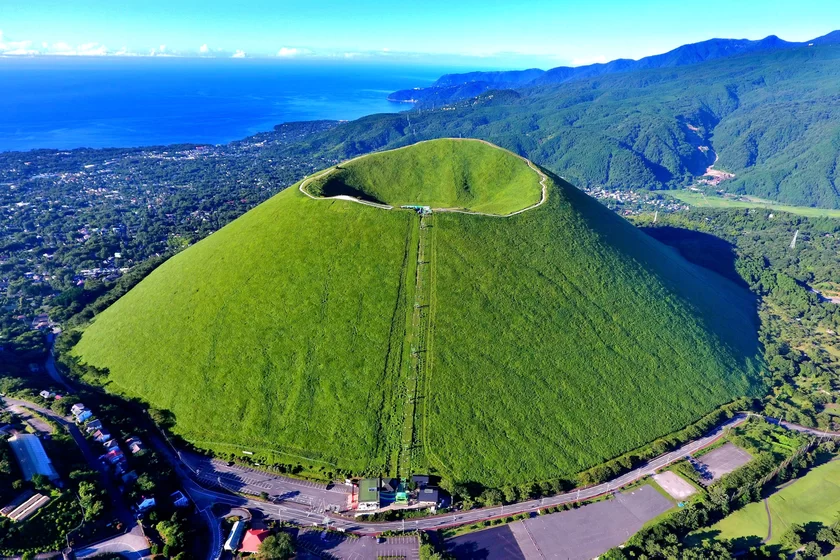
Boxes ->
[424,167,763,487]
[7,42,840,382]
[0,398,115,555]
[637,207,840,433]
[389,33,828,105]
[0,121,339,371]
[0,373,194,555]
[72,140,764,488]
[293,44,840,207]
[709,458,840,552]
[603,419,837,560]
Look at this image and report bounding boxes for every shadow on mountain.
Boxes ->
[314,173,386,205]
[640,226,747,289]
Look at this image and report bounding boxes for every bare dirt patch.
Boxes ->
[653,471,696,501]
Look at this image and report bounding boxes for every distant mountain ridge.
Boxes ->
[295,42,840,207]
[389,31,840,105]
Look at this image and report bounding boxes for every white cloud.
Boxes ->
[571,54,608,66]
[199,44,209,53]
[3,48,39,56]
[232,49,246,58]
[159,44,166,53]
[50,41,74,54]
[78,42,108,56]
[0,35,40,55]
[276,47,313,57]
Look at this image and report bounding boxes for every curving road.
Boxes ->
[123,411,840,535]
[12,394,839,540]
[10,367,840,544]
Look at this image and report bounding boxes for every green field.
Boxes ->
[73,139,765,487]
[671,190,840,218]
[709,459,840,549]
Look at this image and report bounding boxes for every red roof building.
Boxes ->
[240,528,271,553]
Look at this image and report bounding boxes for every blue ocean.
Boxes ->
[0,57,456,152]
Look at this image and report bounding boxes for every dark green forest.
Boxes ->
[293,44,840,207]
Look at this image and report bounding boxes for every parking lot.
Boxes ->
[297,530,419,560]
[448,524,527,560]
[448,484,673,560]
[693,443,752,485]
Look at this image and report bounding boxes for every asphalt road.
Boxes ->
[152,413,749,535]
[74,524,150,559]
[168,412,840,536]
[44,332,72,394]
[9,391,840,541]
[12,364,840,560]
[181,450,351,512]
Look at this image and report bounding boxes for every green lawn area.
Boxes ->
[425,175,763,486]
[304,138,543,215]
[671,190,840,218]
[74,139,765,488]
[707,459,840,549]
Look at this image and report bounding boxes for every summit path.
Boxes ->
[397,211,435,478]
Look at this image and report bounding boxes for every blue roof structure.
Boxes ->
[7,433,59,481]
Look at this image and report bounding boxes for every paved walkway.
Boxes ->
[74,524,150,559]
[7,404,55,434]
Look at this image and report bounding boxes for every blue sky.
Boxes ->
[1,0,838,67]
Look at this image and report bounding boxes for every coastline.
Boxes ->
[0,60,444,152]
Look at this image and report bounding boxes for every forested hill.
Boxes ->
[388,31,840,105]
[295,43,840,208]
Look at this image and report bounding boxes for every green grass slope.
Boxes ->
[708,459,840,549]
[73,139,764,487]
[425,170,764,486]
[304,139,543,215]
[73,184,416,473]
